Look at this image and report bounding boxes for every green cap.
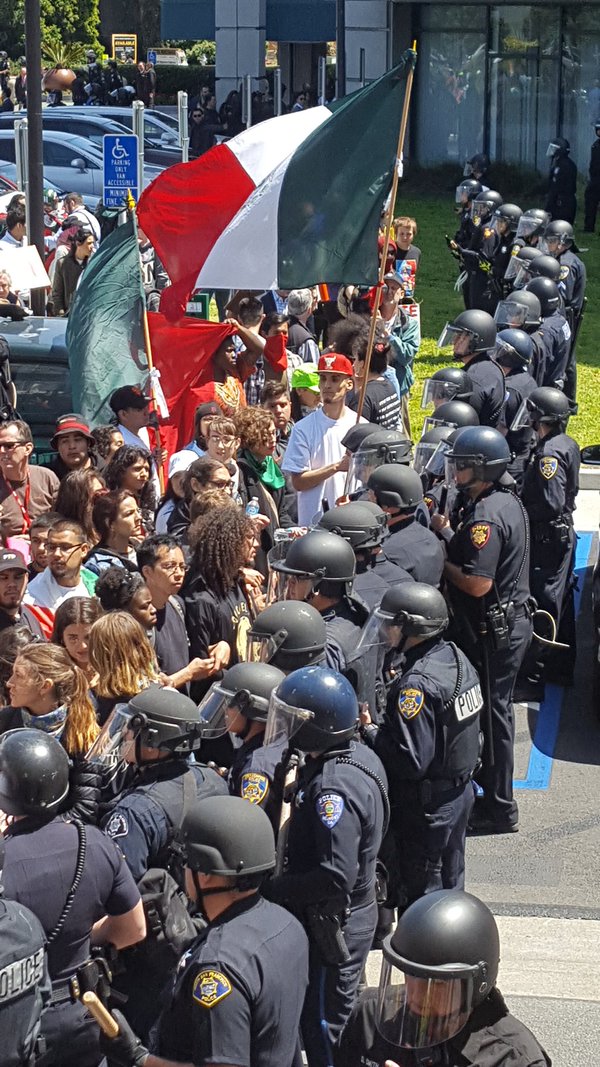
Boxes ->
[291,368,321,393]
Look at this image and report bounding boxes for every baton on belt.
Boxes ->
[81,991,119,1038]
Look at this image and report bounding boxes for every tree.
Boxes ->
[0,0,101,57]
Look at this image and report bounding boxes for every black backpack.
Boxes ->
[0,336,19,422]
[135,866,204,970]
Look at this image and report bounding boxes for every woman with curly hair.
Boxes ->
[94,566,157,634]
[90,425,125,470]
[85,490,141,576]
[167,455,232,542]
[235,405,294,575]
[104,444,156,533]
[52,596,103,686]
[55,467,107,543]
[181,503,255,702]
[0,626,39,705]
[0,641,99,756]
[88,611,159,725]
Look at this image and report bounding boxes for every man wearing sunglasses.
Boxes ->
[0,419,59,539]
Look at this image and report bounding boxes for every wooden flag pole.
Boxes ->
[352,44,418,427]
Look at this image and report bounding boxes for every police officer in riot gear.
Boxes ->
[463,152,490,182]
[525,253,562,285]
[434,426,532,834]
[584,121,600,232]
[263,665,388,1067]
[514,207,549,249]
[525,277,571,389]
[545,137,577,223]
[246,600,328,672]
[0,834,51,1067]
[542,219,587,384]
[318,501,413,609]
[360,583,482,906]
[488,202,522,307]
[422,398,480,436]
[420,367,473,409]
[0,730,145,1067]
[197,661,286,823]
[348,427,413,493]
[454,190,503,311]
[515,387,580,689]
[367,464,445,585]
[504,244,541,291]
[493,328,537,483]
[101,796,310,1067]
[449,181,481,306]
[337,889,551,1067]
[438,309,505,428]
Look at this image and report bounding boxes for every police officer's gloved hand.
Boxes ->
[98,1009,149,1066]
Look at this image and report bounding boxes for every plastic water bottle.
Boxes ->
[246,497,260,517]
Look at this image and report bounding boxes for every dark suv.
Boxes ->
[0,317,72,460]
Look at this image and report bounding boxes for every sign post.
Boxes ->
[178,90,189,163]
[103,134,139,209]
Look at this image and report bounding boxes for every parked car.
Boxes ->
[0,164,98,212]
[70,106,181,148]
[0,110,181,168]
[0,316,71,456]
[0,131,162,200]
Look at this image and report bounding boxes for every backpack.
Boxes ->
[134,866,204,971]
[0,337,19,422]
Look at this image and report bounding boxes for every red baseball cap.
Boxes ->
[317,353,354,377]
[51,413,93,449]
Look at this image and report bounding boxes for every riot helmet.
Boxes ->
[376,890,500,1049]
[367,464,424,511]
[88,685,206,768]
[197,662,286,740]
[469,190,502,223]
[413,425,455,477]
[515,208,549,242]
[491,203,522,236]
[525,277,560,318]
[357,583,449,662]
[349,428,412,486]
[420,367,473,409]
[0,730,69,817]
[422,399,479,437]
[317,502,387,551]
[546,136,570,158]
[246,601,327,672]
[525,253,561,284]
[269,529,355,601]
[463,153,489,180]
[181,796,276,883]
[455,178,482,206]
[438,310,496,356]
[492,328,533,371]
[507,245,542,287]
[265,665,359,752]
[340,421,380,454]
[511,386,571,433]
[494,289,541,330]
[444,426,510,485]
[542,219,574,254]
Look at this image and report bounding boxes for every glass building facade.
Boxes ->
[413,4,600,173]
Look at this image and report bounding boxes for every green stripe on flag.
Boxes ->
[66,216,147,425]
[277,62,408,289]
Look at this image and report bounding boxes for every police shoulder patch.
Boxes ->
[559,264,570,281]
[316,792,345,828]
[539,456,558,480]
[240,772,269,805]
[106,812,128,838]
[192,969,232,1009]
[469,522,491,549]
[398,688,424,720]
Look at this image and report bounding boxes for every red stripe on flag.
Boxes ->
[137,145,256,312]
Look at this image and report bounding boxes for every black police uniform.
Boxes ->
[103,758,229,882]
[463,352,506,428]
[530,310,571,388]
[584,134,600,232]
[446,487,532,829]
[2,817,140,1067]
[545,154,577,223]
[228,733,287,828]
[374,637,481,906]
[384,518,445,586]
[354,555,413,610]
[556,249,586,402]
[265,738,388,1067]
[460,224,500,313]
[521,430,580,682]
[0,896,50,1067]
[501,370,537,484]
[150,894,309,1067]
[336,985,551,1067]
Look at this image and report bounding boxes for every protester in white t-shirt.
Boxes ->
[282,352,364,525]
[25,519,93,614]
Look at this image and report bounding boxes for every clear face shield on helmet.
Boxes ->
[509,397,534,432]
[516,215,540,240]
[413,440,438,476]
[264,691,314,747]
[444,454,478,487]
[538,235,562,256]
[86,704,142,768]
[351,605,404,664]
[546,141,561,158]
[437,323,468,351]
[376,952,477,1049]
[493,300,526,329]
[469,201,490,223]
[425,439,452,480]
[421,377,461,409]
[421,414,458,438]
[455,182,473,205]
[197,682,254,739]
[266,540,317,606]
[512,262,535,290]
[348,445,384,489]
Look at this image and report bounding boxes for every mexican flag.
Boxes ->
[137,59,410,319]
[66,217,148,424]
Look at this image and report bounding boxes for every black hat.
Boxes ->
[109,385,151,415]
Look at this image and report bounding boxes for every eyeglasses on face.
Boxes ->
[0,440,26,451]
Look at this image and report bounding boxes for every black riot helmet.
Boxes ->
[0,730,70,817]
[265,664,359,753]
[270,529,355,600]
[413,425,455,476]
[126,686,206,757]
[491,202,522,234]
[463,153,489,180]
[246,601,327,672]
[513,386,571,432]
[455,178,482,205]
[420,367,473,408]
[469,189,502,223]
[493,328,533,371]
[507,244,542,287]
[494,289,541,330]
[525,277,560,318]
[423,400,480,435]
[340,421,380,454]
[180,796,276,883]
[543,219,574,253]
[197,662,286,740]
[445,425,510,484]
[438,309,496,355]
[546,136,570,158]
[318,502,386,551]
[525,253,560,283]
[376,890,500,1049]
[515,208,549,242]
[367,464,424,511]
[378,582,448,639]
[349,428,413,487]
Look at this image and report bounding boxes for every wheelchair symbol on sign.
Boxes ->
[111,138,129,161]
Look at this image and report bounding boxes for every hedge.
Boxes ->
[115,63,215,103]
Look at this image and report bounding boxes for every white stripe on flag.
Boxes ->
[231,106,331,186]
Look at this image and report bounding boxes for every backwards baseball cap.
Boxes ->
[384,271,405,287]
[0,548,27,574]
[195,401,221,420]
[109,385,151,414]
[291,368,321,394]
[51,413,93,449]
[317,353,354,377]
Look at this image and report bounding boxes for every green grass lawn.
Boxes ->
[400,180,599,448]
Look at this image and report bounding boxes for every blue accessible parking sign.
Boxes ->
[103,134,139,208]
